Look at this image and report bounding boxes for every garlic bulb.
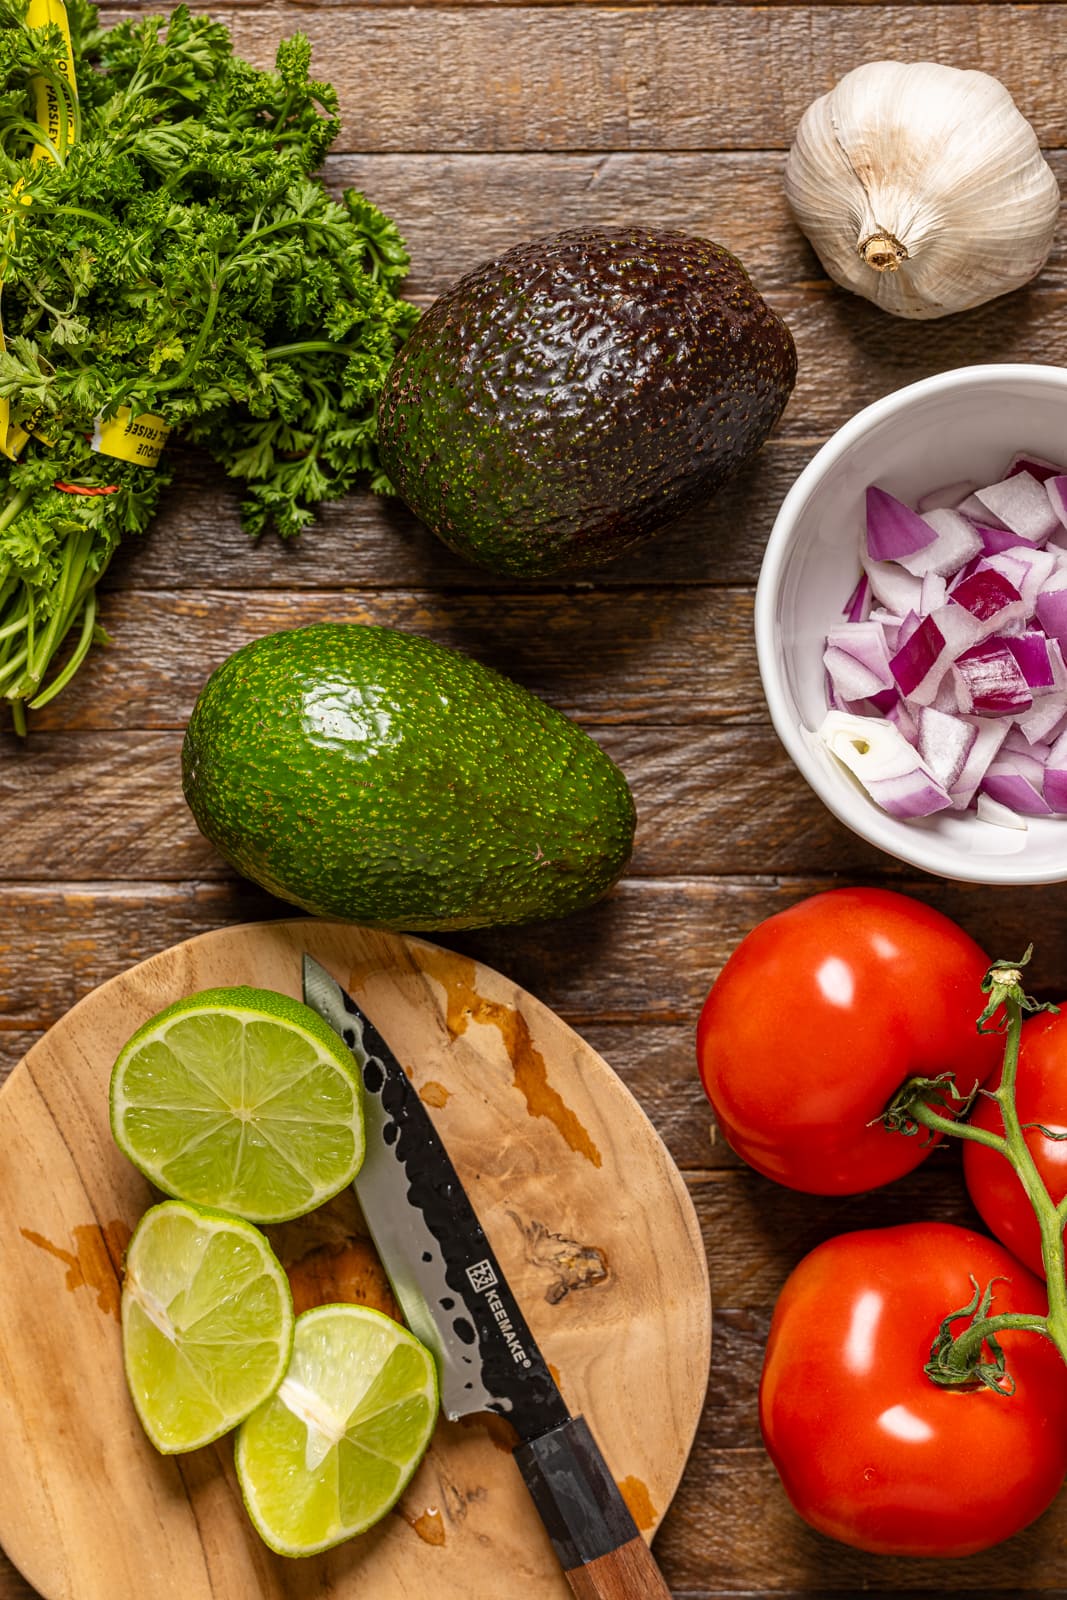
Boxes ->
[785,61,1061,320]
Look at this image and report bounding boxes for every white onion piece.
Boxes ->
[918,706,976,790]
[862,554,924,616]
[981,767,1052,816]
[1044,726,1067,810]
[1047,475,1067,532]
[950,719,1009,808]
[898,509,983,578]
[956,491,1008,529]
[976,793,1028,830]
[818,710,951,818]
[974,472,1062,543]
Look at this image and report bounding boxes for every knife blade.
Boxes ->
[302,954,673,1600]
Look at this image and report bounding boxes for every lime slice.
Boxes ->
[110,985,365,1223]
[122,1200,294,1453]
[235,1303,439,1556]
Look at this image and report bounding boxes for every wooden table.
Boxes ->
[2,1,1065,1595]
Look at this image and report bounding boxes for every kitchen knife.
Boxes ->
[302,954,673,1600]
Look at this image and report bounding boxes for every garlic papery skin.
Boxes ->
[785,61,1061,320]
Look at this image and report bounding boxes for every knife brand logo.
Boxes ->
[466,1259,498,1293]
[466,1261,532,1368]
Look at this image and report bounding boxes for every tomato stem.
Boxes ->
[893,955,1067,1384]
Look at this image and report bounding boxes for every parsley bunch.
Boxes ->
[0,0,418,731]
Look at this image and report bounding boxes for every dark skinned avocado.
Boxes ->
[376,226,797,577]
[181,623,636,932]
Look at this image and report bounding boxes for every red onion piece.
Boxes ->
[954,640,1032,717]
[981,768,1052,816]
[865,486,936,562]
[818,710,951,819]
[974,472,1061,544]
[950,720,1009,808]
[918,706,976,790]
[1006,631,1055,691]
[1007,452,1064,484]
[1047,475,1067,532]
[842,573,872,623]
[957,491,1008,530]
[1035,585,1067,647]
[862,555,924,616]
[949,567,1024,629]
[976,522,1028,555]
[1043,726,1067,811]
[898,509,983,578]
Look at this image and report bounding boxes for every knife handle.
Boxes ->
[514,1414,672,1598]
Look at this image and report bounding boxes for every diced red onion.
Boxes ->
[956,492,1008,529]
[975,793,1028,830]
[1007,452,1063,483]
[1047,475,1067,532]
[865,486,937,563]
[955,641,1032,717]
[862,555,924,616]
[918,706,976,790]
[1036,585,1067,647]
[981,767,1052,816]
[949,567,1025,631]
[974,472,1061,544]
[1043,725,1067,811]
[950,719,1009,807]
[818,710,951,819]
[1006,631,1055,691]
[842,573,872,623]
[822,455,1067,829]
[898,509,983,578]
[977,522,1027,555]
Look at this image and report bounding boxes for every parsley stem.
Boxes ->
[0,488,30,534]
[29,589,96,709]
[263,340,356,360]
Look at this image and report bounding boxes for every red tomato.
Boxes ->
[760,1222,1067,1556]
[696,888,1000,1194]
[964,1007,1067,1277]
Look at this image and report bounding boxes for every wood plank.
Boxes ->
[0,725,894,882]
[4,587,768,732]
[0,877,1061,1032]
[325,149,1067,298]
[96,6,1067,152]
[101,441,808,593]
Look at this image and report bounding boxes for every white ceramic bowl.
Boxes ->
[755,363,1067,885]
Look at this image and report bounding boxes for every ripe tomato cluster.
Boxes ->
[696,887,1067,1559]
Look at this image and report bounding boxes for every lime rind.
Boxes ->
[235,1303,440,1557]
[109,986,366,1224]
[122,1200,295,1455]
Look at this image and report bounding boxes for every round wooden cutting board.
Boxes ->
[0,919,711,1600]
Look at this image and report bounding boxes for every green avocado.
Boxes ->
[181,623,636,932]
[376,226,796,577]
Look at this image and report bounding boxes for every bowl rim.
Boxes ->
[754,362,1067,886]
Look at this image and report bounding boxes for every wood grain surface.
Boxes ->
[2,0,1067,1596]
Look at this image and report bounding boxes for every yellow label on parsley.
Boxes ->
[92,407,170,468]
[27,0,77,163]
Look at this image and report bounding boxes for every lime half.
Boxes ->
[110,986,365,1223]
[122,1200,295,1453]
[235,1304,439,1556]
